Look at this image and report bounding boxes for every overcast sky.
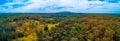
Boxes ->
[0,0,120,13]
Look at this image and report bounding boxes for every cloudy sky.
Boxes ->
[0,0,120,13]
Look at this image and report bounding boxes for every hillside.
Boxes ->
[0,14,120,41]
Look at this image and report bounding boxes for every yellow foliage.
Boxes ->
[14,20,45,35]
[13,32,38,41]
[47,24,58,31]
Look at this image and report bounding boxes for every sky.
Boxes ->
[0,0,120,13]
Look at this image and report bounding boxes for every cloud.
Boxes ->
[0,0,120,13]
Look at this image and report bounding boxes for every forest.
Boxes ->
[0,13,120,41]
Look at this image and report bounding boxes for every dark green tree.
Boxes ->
[44,25,48,31]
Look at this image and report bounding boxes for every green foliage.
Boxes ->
[0,14,120,41]
[44,25,48,31]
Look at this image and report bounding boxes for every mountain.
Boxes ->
[56,11,75,14]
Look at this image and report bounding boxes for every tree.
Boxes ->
[44,25,48,31]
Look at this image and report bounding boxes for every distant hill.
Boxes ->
[56,11,75,14]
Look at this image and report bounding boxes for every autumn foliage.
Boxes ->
[0,14,120,41]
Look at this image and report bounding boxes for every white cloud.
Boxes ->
[0,0,120,13]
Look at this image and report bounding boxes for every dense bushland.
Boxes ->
[0,14,120,41]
